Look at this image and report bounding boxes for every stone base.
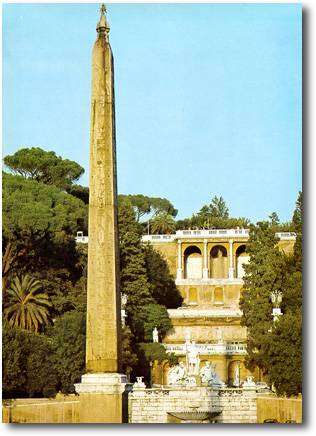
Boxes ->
[75,372,127,394]
[74,373,128,423]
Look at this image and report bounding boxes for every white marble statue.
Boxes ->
[243,376,256,387]
[210,363,225,387]
[233,363,241,387]
[133,376,146,389]
[168,362,187,385]
[200,361,213,384]
[152,327,159,343]
[186,340,200,375]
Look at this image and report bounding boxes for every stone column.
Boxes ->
[228,239,234,279]
[202,239,209,279]
[75,6,127,423]
[176,239,183,280]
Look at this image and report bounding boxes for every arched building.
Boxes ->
[142,229,296,385]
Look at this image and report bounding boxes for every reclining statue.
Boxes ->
[199,361,225,387]
[167,362,187,385]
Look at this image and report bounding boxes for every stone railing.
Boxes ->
[164,342,247,356]
[76,230,296,244]
[142,234,176,242]
[167,308,243,318]
[275,232,296,240]
[141,230,296,242]
[176,229,249,237]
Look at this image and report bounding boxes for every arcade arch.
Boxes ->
[235,245,249,278]
[210,245,228,279]
[184,246,202,279]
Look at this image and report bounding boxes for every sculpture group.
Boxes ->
[168,335,225,387]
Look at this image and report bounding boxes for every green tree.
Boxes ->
[120,194,151,221]
[118,198,176,380]
[292,191,302,231]
[118,198,154,314]
[2,322,58,398]
[269,211,280,226]
[66,184,89,205]
[150,197,178,218]
[240,222,286,371]
[149,212,176,235]
[2,322,28,397]
[136,342,178,386]
[175,196,251,230]
[25,334,58,398]
[264,309,302,396]
[119,194,178,222]
[209,195,229,218]
[292,191,302,273]
[4,147,84,190]
[122,326,138,380]
[50,311,86,394]
[143,243,183,308]
[240,217,302,396]
[4,275,52,332]
[132,303,173,343]
[2,173,87,288]
[139,342,177,366]
[36,243,87,316]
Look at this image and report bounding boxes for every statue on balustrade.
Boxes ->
[152,327,159,343]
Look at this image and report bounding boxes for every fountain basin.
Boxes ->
[167,409,221,421]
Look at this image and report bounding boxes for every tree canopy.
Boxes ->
[149,212,176,235]
[2,172,87,287]
[49,311,86,393]
[209,195,229,218]
[4,147,84,190]
[118,197,181,380]
[175,195,250,230]
[143,243,183,308]
[2,322,58,398]
[240,192,302,396]
[119,194,178,222]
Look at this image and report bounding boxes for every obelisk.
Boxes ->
[75,5,127,423]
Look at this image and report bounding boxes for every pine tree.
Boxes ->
[118,198,154,315]
[240,222,287,371]
[240,201,302,396]
[209,195,229,218]
[143,244,183,308]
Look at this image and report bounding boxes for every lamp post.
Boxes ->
[270,290,283,322]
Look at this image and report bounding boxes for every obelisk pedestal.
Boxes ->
[75,373,128,423]
[74,5,127,423]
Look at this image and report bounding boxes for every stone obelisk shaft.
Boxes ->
[86,16,121,373]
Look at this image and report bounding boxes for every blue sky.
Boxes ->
[3,3,302,223]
